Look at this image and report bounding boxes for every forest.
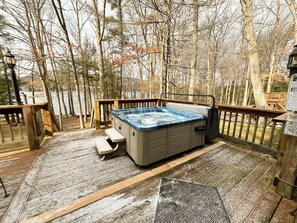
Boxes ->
[0,0,296,129]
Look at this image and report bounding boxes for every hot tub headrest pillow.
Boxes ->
[165,102,210,116]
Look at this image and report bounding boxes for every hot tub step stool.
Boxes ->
[105,128,126,143]
[95,128,126,160]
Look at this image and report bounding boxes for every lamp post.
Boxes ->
[4,49,22,105]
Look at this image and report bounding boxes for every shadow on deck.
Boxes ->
[0,128,296,223]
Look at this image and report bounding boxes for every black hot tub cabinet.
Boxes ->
[111,107,206,166]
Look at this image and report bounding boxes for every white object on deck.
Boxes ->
[105,128,126,143]
[94,137,118,155]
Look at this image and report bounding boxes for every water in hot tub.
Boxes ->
[125,112,187,125]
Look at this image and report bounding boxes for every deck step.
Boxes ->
[94,137,115,155]
[105,128,126,143]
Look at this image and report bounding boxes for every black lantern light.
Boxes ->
[287,45,297,77]
[4,49,16,68]
[4,49,22,105]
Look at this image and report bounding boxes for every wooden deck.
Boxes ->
[0,149,44,219]
[0,129,296,222]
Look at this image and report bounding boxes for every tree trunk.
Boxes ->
[73,0,88,122]
[23,0,52,109]
[66,59,75,116]
[188,0,199,101]
[240,0,267,108]
[219,80,224,104]
[68,88,74,116]
[31,66,35,104]
[207,43,211,96]
[224,80,229,105]
[0,49,12,105]
[82,70,87,122]
[59,83,68,118]
[232,79,237,105]
[52,0,85,128]
[159,28,165,96]
[243,78,249,106]
[227,80,232,105]
[137,55,144,97]
[267,1,281,93]
[42,26,63,130]
[118,0,124,99]
[93,0,107,99]
[266,49,276,93]
[161,1,172,97]
[86,70,92,114]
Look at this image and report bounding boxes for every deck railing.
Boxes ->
[217,105,286,158]
[0,106,23,145]
[93,98,287,159]
[0,103,53,151]
[264,92,287,110]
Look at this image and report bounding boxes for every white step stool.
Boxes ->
[105,128,126,143]
[94,128,126,160]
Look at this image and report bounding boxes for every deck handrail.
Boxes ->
[217,104,286,159]
[93,98,287,161]
[0,102,53,151]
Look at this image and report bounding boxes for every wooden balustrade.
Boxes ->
[0,106,23,144]
[0,103,53,151]
[264,92,287,110]
[93,98,287,160]
[265,92,287,100]
[217,105,286,157]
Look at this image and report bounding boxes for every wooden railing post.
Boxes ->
[114,100,119,110]
[156,99,161,107]
[22,106,39,150]
[274,114,288,166]
[276,112,297,199]
[94,101,101,130]
[0,125,4,143]
[42,103,53,136]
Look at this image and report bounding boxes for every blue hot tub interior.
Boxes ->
[111,107,206,131]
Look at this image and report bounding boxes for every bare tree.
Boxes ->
[92,0,107,99]
[188,0,199,101]
[51,0,85,129]
[286,0,297,44]
[109,0,125,98]
[1,0,54,109]
[41,16,64,130]
[240,0,267,108]
[71,0,91,122]
[260,0,292,93]
[0,48,13,105]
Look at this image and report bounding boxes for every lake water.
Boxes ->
[22,91,148,115]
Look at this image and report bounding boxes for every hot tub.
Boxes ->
[111,107,206,166]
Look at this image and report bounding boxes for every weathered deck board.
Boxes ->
[2,152,47,223]
[243,187,282,223]
[21,142,224,223]
[51,142,282,223]
[0,149,42,222]
[17,129,145,222]
[94,146,232,223]
[227,165,280,222]
[2,128,296,223]
[270,197,297,223]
